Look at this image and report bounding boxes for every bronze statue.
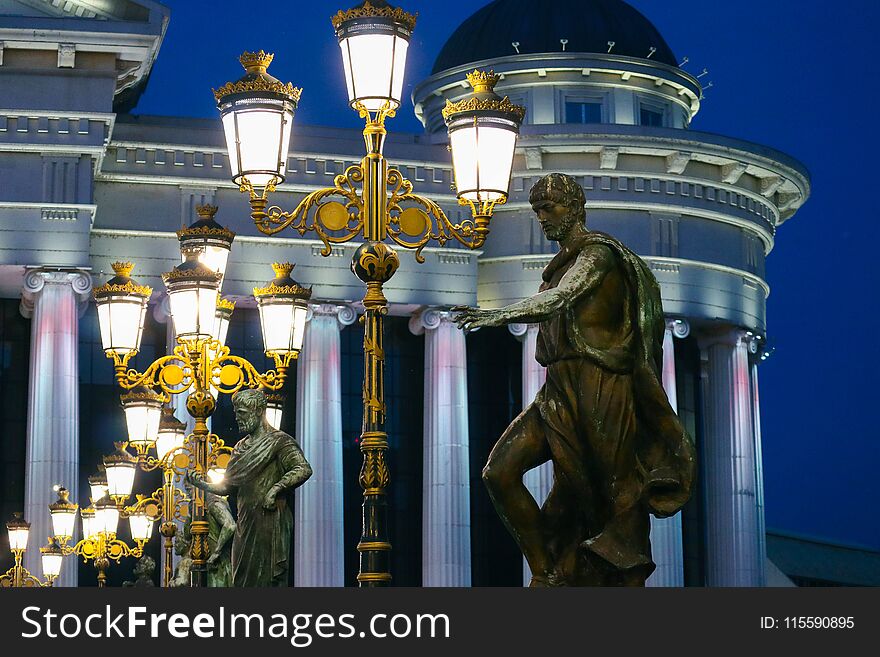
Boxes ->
[170,518,193,587]
[206,492,235,587]
[455,173,696,586]
[188,388,312,587]
[123,555,156,587]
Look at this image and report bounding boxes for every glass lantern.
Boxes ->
[81,507,98,541]
[177,205,235,282]
[88,472,109,503]
[332,1,417,112]
[214,50,301,190]
[6,513,30,552]
[443,70,525,207]
[121,386,163,449]
[103,447,138,502]
[40,539,64,581]
[94,495,119,537]
[155,407,187,461]
[128,510,155,543]
[48,487,78,543]
[94,262,152,357]
[254,263,311,358]
[163,248,222,341]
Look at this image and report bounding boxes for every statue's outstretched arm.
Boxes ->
[187,470,229,496]
[455,245,614,329]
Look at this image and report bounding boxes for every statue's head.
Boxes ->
[232,388,268,435]
[529,173,586,242]
[134,555,155,578]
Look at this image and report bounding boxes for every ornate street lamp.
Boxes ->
[332,0,416,112]
[94,262,152,358]
[40,539,64,583]
[214,0,524,586]
[163,249,222,341]
[254,263,311,359]
[0,513,58,587]
[48,486,78,543]
[121,386,164,452]
[443,70,526,222]
[213,51,301,191]
[178,204,236,281]
[104,445,139,503]
[128,508,155,544]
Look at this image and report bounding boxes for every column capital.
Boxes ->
[408,307,453,335]
[152,293,172,324]
[508,323,540,341]
[666,317,691,339]
[696,326,757,351]
[307,303,357,328]
[20,267,92,318]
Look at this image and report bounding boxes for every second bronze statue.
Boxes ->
[455,173,696,587]
[188,389,313,587]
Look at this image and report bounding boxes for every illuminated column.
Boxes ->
[699,328,764,586]
[411,309,471,587]
[751,357,768,587]
[509,323,551,586]
[20,267,91,587]
[294,304,356,587]
[646,319,689,588]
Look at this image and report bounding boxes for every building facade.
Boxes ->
[0,0,811,587]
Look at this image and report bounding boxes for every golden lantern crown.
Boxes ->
[111,261,135,278]
[331,1,418,33]
[48,487,78,514]
[177,205,236,243]
[6,511,29,532]
[104,442,139,467]
[213,51,302,104]
[442,69,526,124]
[239,50,274,73]
[254,262,313,299]
[120,386,165,406]
[94,262,152,299]
[217,297,236,312]
[466,70,502,94]
[196,204,219,220]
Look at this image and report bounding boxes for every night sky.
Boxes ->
[135,0,879,550]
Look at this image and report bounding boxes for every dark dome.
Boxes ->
[432,0,677,74]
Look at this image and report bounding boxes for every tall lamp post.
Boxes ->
[0,513,61,587]
[92,208,310,586]
[212,0,524,586]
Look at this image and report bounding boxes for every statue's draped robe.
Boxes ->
[224,430,307,587]
[533,231,696,584]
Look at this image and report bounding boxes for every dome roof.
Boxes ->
[432,0,677,74]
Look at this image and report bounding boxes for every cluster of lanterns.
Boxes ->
[214,0,524,213]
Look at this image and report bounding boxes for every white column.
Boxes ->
[751,358,768,587]
[646,319,689,587]
[20,267,91,587]
[294,304,355,587]
[509,323,551,586]
[410,309,471,587]
[699,328,764,587]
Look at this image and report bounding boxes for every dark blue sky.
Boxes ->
[136,1,879,549]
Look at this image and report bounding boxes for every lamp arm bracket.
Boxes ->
[209,352,287,394]
[251,166,366,255]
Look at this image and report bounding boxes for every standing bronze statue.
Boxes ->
[455,173,696,586]
[188,389,312,587]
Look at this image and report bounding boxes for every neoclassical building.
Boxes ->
[0,0,809,587]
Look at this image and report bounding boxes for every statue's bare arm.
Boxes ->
[454,245,614,330]
[186,470,229,496]
[264,439,313,509]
